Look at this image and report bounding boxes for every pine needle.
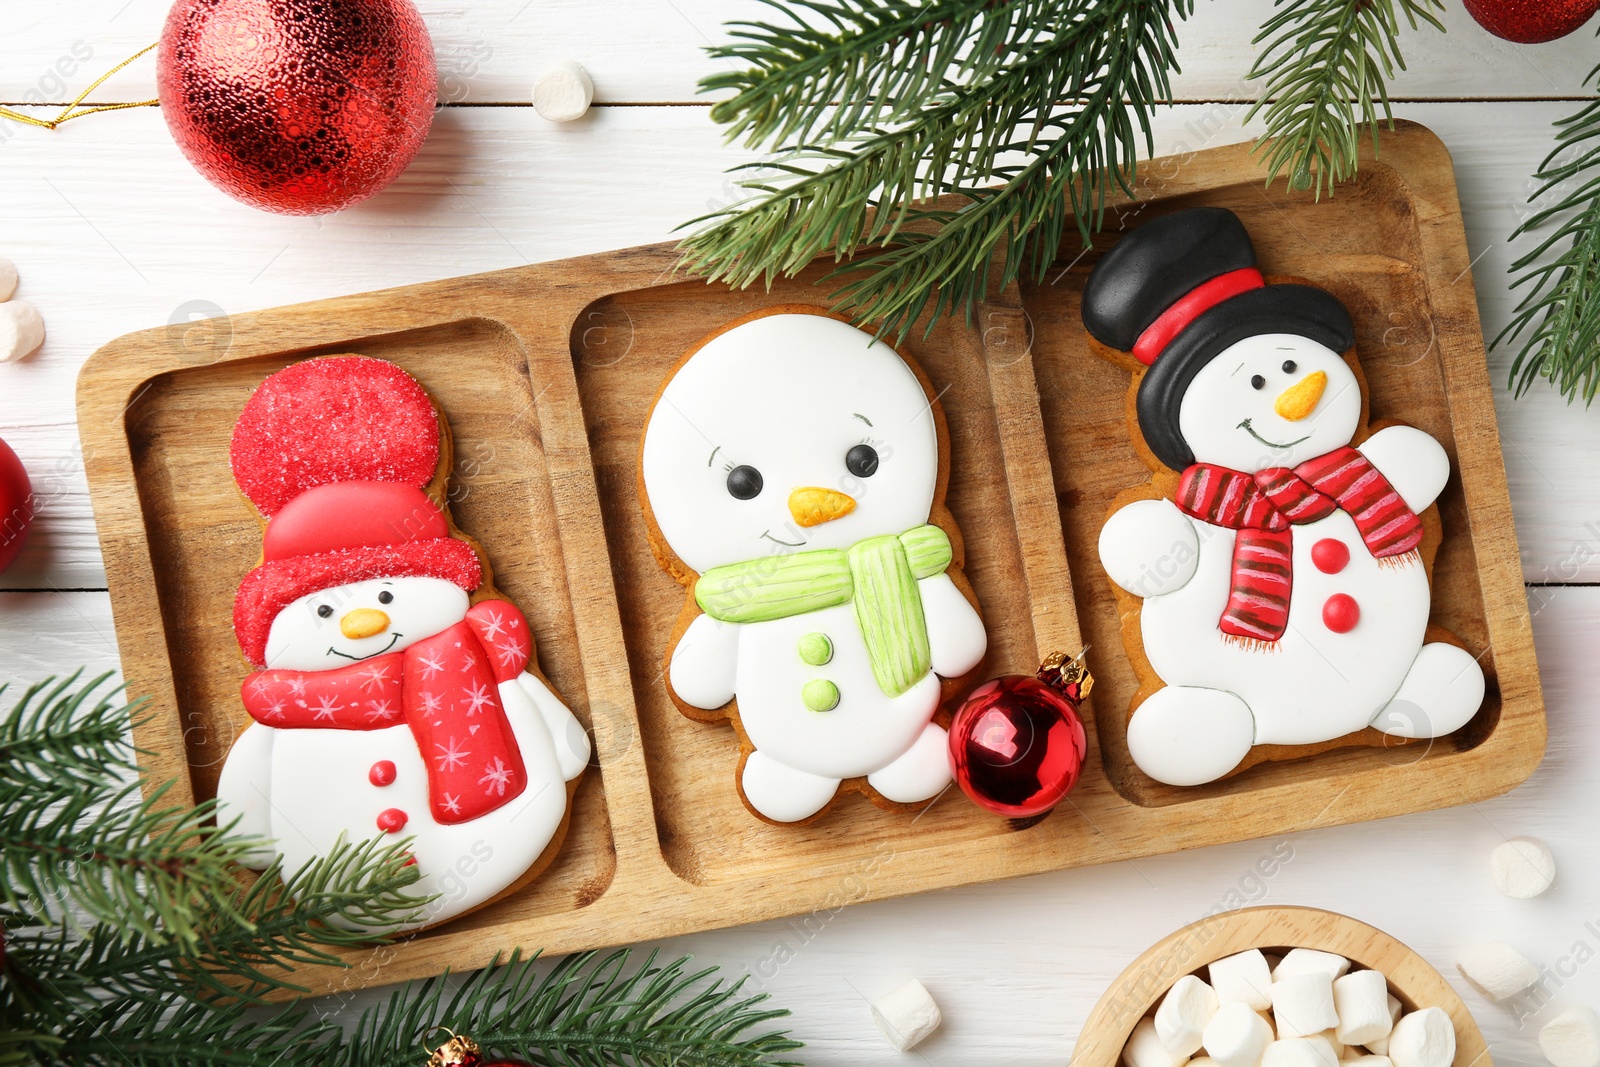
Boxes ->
[1499,57,1600,403]
[679,0,1191,340]
[1245,0,1444,198]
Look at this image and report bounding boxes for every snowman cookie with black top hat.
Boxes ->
[1082,208,1485,787]
[216,355,590,929]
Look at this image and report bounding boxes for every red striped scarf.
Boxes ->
[1175,447,1423,643]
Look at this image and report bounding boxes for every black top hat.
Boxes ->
[1081,207,1354,471]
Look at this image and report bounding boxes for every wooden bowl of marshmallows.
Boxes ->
[1073,906,1490,1067]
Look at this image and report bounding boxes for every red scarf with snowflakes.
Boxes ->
[240,600,533,824]
[1175,447,1423,644]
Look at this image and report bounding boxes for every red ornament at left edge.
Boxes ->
[156,0,437,215]
[0,438,34,576]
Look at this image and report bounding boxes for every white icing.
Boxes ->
[1177,334,1362,473]
[668,612,741,710]
[1358,424,1450,512]
[642,312,987,819]
[865,721,954,804]
[1126,684,1255,787]
[214,722,278,867]
[263,576,470,671]
[219,675,570,930]
[741,749,840,823]
[641,313,940,575]
[919,572,988,678]
[514,671,592,781]
[1097,497,1201,597]
[1370,641,1486,739]
[1140,510,1432,746]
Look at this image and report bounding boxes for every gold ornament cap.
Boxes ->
[424,1028,483,1067]
[1037,648,1094,702]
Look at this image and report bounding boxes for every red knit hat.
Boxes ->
[230,356,481,666]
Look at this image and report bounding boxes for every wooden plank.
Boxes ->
[4,0,1596,105]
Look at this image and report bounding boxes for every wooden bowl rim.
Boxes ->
[1071,905,1489,1066]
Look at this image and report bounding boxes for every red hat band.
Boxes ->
[1132,267,1265,367]
[263,481,448,561]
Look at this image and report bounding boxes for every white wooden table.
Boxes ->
[5,3,1599,1062]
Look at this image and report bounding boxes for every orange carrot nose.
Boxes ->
[340,608,391,640]
[788,486,856,527]
[1274,370,1327,421]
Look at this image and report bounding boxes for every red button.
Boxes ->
[1323,593,1360,633]
[369,760,397,786]
[1312,538,1350,574]
[376,808,408,833]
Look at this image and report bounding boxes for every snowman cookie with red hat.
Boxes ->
[1083,207,1485,787]
[217,355,589,929]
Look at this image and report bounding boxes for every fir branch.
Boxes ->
[1246,0,1444,198]
[338,950,802,1067]
[0,673,138,791]
[35,993,339,1067]
[679,0,1191,340]
[1499,60,1600,403]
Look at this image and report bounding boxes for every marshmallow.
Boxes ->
[1317,1030,1347,1062]
[1540,1006,1600,1067]
[1125,1017,1187,1067]
[0,257,16,302]
[1490,836,1556,899]
[1456,941,1538,1001]
[868,978,941,1053]
[1211,950,1275,1011]
[1272,974,1340,1040]
[1345,1059,1393,1067]
[1274,950,1352,984]
[1263,1037,1339,1067]
[0,300,43,363]
[1334,971,1396,1045]
[1156,974,1219,1056]
[532,59,594,121]
[1204,1002,1274,1067]
[1386,1007,1455,1067]
[1364,996,1404,1054]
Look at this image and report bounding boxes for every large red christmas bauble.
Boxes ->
[0,437,33,576]
[948,673,1087,817]
[157,0,437,215]
[1463,0,1599,43]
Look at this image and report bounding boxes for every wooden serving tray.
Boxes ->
[78,121,1542,993]
[1072,906,1490,1065]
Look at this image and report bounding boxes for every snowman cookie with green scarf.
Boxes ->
[639,306,988,824]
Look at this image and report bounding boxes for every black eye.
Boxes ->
[1281,360,1297,374]
[845,443,879,478]
[1250,374,1266,390]
[726,464,763,500]
[377,590,393,605]
[316,604,333,618]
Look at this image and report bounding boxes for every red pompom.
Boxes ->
[230,356,440,517]
[1463,0,1599,42]
[157,0,437,214]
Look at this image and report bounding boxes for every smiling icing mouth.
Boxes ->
[760,530,807,548]
[328,632,402,661]
[1238,418,1311,451]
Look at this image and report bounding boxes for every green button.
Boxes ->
[797,632,833,666]
[801,678,840,712]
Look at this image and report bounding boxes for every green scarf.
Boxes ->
[694,524,952,698]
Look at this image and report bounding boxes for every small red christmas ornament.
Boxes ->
[948,651,1091,817]
[1463,0,1600,43]
[0,436,34,576]
[423,1028,527,1067]
[157,0,437,215]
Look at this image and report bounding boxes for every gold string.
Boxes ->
[0,42,158,130]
